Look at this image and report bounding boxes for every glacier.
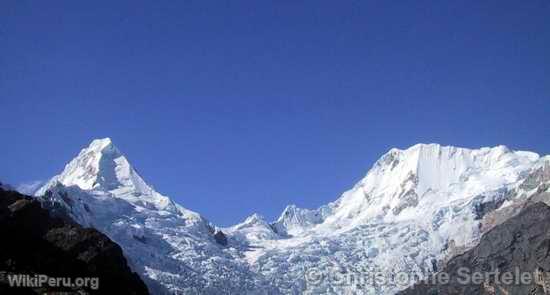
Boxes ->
[34,138,550,294]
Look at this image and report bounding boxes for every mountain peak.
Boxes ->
[33,137,158,198]
[271,204,327,236]
[323,143,542,226]
[374,144,530,175]
[51,138,130,191]
[36,138,180,212]
[88,137,115,151]
[232,213,271,230]
[244,213,267,224]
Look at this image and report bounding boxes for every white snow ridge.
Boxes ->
[35,139,550,294]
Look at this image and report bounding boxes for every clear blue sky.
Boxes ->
[1,1,549,225]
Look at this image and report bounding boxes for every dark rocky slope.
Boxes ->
[398,202,550,295]
[0,187,149,294]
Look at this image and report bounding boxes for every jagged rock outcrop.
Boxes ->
[398,202,550,295]
[213,230,228,246]
[0,187,149,294]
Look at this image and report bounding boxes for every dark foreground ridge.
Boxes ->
[398,202,550,295]
[0,187,149,294]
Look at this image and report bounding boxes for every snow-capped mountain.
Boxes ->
[34,139,550,294]
[35,138,278,294]
[36,138,176,212]
[226,144,549,294]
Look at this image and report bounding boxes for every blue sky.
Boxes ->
[1,1,549,225]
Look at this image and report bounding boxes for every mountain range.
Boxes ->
[11,138,550,294]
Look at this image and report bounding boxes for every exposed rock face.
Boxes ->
[0,187,149,294]
[213,230,228,246]
[398,202,550,295]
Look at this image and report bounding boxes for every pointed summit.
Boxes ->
[37,138,153,196]
[51,138,133,191]
[88,137,115,152]
[243,213,268,226]
[36,138,177,212]
[272,204,326,236]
